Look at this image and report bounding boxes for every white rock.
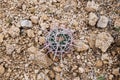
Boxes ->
[88,12,98,26]
[97,16,109,28]
[95,32,114,52]
[20,20,32,28]
[75,41,89,52]
[0,33,4,43]
[30,16,38,24]
[86,1,99,12]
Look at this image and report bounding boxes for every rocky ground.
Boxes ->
[0,0,120,80]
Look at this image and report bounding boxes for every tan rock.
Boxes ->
[85,1,99,12]
[27,30,35,38]
[0,33,4,43]
[79,67,85,73]
[39,36,46,45]
[95,60,103,67]
[112,68,120,76]
[34,51,53,68]
[95,32,114,52]
[0,65,5,75]
[27,46,37,54]
[88,12,98,26]
[53,66,62,72]
[30,16,38,24]
[8,25,20,38]
[75,40,89,52]
[88,33,96,48]
[73,77,80,80]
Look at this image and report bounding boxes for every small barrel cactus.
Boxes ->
[44,27,73,60]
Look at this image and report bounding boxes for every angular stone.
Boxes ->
[6,44,15,54]
[27,30,35,38]
[34,51,53,68]
[97,16,109,28]
[95,32,114,52]
[86,1,99,12]
[112,68,120,76]
[88,12,98,26]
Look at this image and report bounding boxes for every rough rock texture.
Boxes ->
[97,16,109,28]
[0,33,4,43]
[75,40,89,52]
[86,1,99,12]
[88,12,98,26]
[95,32,114,52]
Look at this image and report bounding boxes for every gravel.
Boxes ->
[0,0,119,80]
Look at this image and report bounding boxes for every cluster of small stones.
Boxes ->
[0,0,119,80]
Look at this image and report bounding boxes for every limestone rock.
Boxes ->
[97,16,109,28]
[86,1,99,12]
[20,20,32,28]
[88,12,98,26]
[95,32,114,52]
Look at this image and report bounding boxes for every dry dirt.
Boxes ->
[0,0,120,80]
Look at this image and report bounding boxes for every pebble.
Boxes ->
[101,54,109,60]
[95,32,114,52]
[78,67,85,73]
[34,51,53,68]
[8,25,20,38]
[86,1,99,12]
[95,60,103,67]
[0,33,4,43]
[30,16,38,24]
[53,66,62,72]
[75,41,89,52]
[114,19,120,28]
[27,30,35,38]
[27,46,37,54]
[0,65,5,75]
[39,36,46,45]
[112,68,120,76]
[20,20,32,28]
[109,74,113,80]
[88,12,98,26]
[6,44,15,54]
[97,16,109,28]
